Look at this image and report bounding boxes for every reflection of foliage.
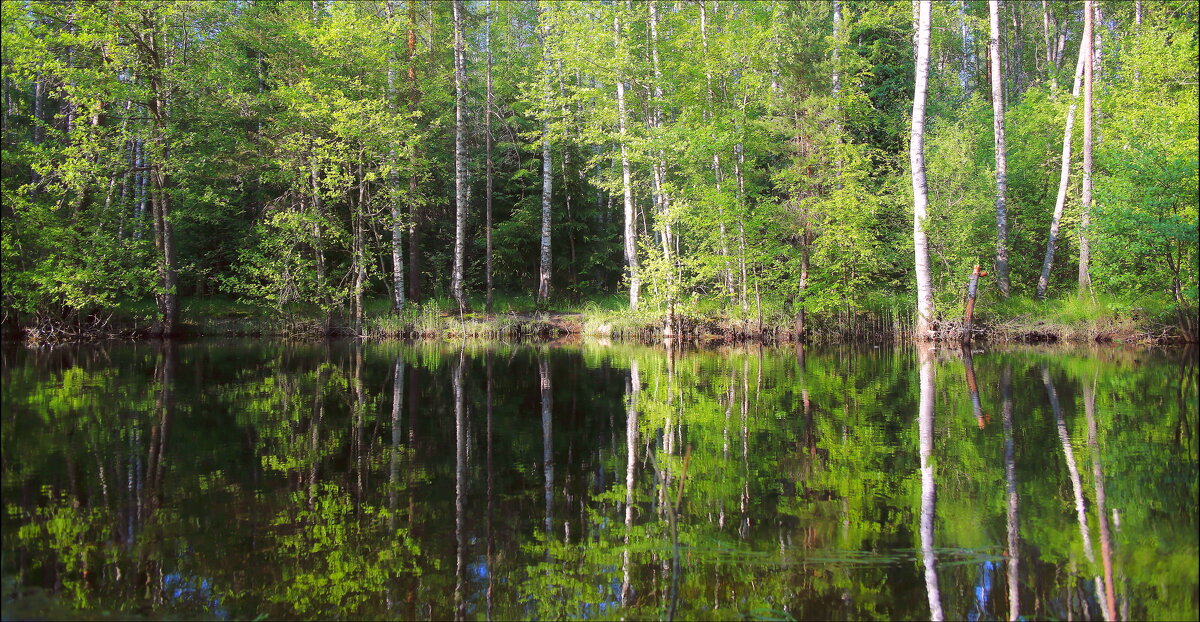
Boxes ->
[268,483,420,618]
[12,490,116,610]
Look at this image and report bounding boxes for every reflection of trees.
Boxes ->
[3,342,1196,620]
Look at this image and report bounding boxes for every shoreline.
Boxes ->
[6,307,1191,347]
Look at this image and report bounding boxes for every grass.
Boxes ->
[980,291,1180,343]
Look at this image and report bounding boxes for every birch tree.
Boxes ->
[1036,42,1085,299]
[614,6,640,311]
[537,3,553,304]
[386,0,404,312]
[911,0,935,339]
[989,0,1010,298]
[1079,0,1094,291]
[450,0,468,311]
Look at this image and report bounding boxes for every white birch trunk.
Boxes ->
[1036,44,1085,299]
[648,0,676,337]
[538,6,553,303]
[989,0,1011,297]
[387,0,405,312]
[833,0,843,97]
[1079,0,1094,291]
[451,0,468,310]
[910,0,936,339]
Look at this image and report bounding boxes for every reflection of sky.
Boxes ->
[966,561,995,622]
[163,572,229,620]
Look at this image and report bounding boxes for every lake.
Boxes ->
[2,340,1196,620]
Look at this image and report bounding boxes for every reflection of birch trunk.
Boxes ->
[740,357,750,539]
[1001,365,1019,621]
[1085,374,1117,621]
[390,355,404,527]
[1044,365,1093,562]
[665,342,675,457]
[388,354,403,614]
[454,348,467,621]
[621,359,640,607]
[541,355,553,540]
[355,345,366,501]
[719,367,734,529]
[917,343,943,621]
[613,8,639,310]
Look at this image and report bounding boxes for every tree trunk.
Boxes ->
[451,0,468,311]
[989,0,1010,297]
[485,0,494,314]
[833,0,843,96]
[794,232,809,339]
[911,0,936,340]
[648,0,675,336]
[148,63,177,335]
[1041,0,1057,76]
[538,5,553,304]
[407,0,421,303]
[959,0,975,95]
[354,161,366,335]
[614,9,639,311]
[1079,0,1094,291]
[387,0,405,312]
[733,143,749,315]
[31,73,44,192]
[1036,42,1085,299]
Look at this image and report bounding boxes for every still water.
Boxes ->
[2,340,1196,620]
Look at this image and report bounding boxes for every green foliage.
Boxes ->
[1,0,1196,337]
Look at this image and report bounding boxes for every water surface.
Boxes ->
[2,340,1196,620]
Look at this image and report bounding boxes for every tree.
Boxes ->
[450,0,468,311]
[386,0,405,312]
[613,4,640,311]
[911,0,935,339]
[989,0,1010,297]
[1078,0,1094,292]
[537,3,553,304]
[1036,39,1086,299]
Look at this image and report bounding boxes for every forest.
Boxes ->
[1,0,1197,341]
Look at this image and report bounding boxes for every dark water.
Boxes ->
[2,340,1196,621]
